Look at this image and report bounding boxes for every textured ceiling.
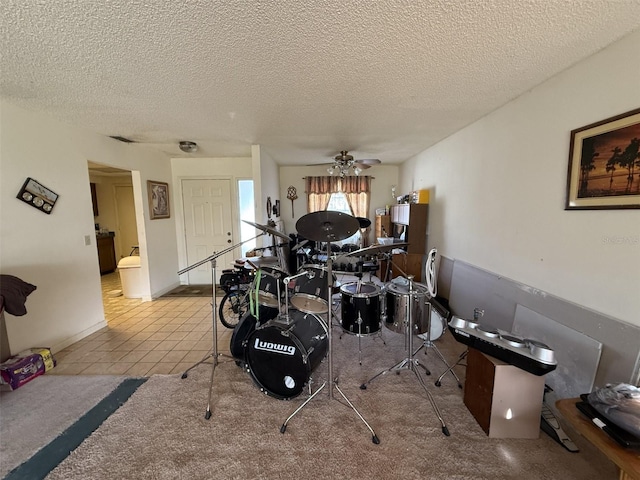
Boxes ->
[2,1,639,166]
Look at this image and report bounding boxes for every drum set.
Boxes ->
[225,211,451,440]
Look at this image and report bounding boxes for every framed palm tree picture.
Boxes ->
[565,108,640,210]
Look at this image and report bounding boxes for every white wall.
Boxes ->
[400,29,640,326]
[278,164,399,242]
[253,146,281,247]
[171,155,253,278]
[0,100,178,354]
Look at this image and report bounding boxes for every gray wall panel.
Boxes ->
[445,259,640,388]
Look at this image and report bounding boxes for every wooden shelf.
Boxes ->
[97,235,116,274]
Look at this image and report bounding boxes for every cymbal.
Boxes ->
[341,242,410,257]
[242,220,290,241]
[295,211,360,242]
[356,217,371,229]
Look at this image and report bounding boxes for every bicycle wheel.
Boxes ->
[219,291,249,329]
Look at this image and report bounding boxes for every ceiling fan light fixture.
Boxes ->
[179,141,198,153]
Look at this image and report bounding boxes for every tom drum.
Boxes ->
[290,265,335,314]
[340,282,381,335]
[384,282,432,336]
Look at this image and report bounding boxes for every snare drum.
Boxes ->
[290,265,336,314]
[256,267,287,308]
[384,282,431,335]
[340,282,381,335]
[245,310,328,399]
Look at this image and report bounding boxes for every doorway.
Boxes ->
[182,178,234,284]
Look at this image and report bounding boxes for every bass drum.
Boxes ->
[245,310,328,400]
[384,282,432,335]
[230,312,259,362]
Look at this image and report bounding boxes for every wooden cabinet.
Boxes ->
[378,252,424,282]
[375,215,391,239]
[90,183,99,216]
[463,348,545,438]
[390,203,428,254]
[97,235,117,274]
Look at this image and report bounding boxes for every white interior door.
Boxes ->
[182,179,234,284]
[114,185,139,259]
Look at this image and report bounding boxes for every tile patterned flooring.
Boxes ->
[50,272,231,377]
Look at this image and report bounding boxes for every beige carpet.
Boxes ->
[46,323,615,479]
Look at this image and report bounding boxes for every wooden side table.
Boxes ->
[556,398,640,480]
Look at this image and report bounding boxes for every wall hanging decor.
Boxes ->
[147,180,170,219]
[273,199,281,217]
[16,177,59,214]
[566,108,640,210]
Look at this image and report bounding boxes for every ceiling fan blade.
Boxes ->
[355,158,381,166]
[354,163,372,169]
[306,162,334,166]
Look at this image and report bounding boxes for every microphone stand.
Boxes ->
[178,232,264,420]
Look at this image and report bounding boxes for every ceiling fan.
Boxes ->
[309,150,381,177]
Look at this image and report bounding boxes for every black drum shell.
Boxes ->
[244,310,328,400]
[340,282,381,335]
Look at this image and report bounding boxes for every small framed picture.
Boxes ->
[17,177,59,214]
[566,108,640,210]
[147,180,170,219]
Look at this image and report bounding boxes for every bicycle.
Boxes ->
[218,265,254,329]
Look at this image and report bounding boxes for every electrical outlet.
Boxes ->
[84,235,91,246]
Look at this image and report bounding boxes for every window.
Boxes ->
[238,180,255,256]
[305,176,372,247]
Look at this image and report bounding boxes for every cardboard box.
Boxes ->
[0,348,56,390]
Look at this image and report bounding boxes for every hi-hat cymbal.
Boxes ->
[296,211,360,242]
[341,242,410,257]
[242,220,290,241]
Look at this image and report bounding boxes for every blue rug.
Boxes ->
[3,378,146,480]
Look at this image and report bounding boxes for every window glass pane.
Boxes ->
[326,192,360,246]
[238,180,255,256]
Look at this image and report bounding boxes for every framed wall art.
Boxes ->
[147,180,170,219]
[16,177,59,214]
[565,108,640,210]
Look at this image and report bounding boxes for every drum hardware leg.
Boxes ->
[360,276,450,436]
[178,232,265,420]
[280,381,327,434]
[280,241,380,444]
[435,349,466,388]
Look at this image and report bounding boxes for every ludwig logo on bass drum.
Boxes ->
[254,338,296,356]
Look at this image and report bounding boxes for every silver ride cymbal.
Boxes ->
[242,219,290,241]
[295,211,360,242]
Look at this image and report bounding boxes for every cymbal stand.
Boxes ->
[360,275,450,436]
[178,232,264,420]
[280,241,380,444]
[416,248,462,388]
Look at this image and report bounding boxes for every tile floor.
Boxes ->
[50,272,232,377]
